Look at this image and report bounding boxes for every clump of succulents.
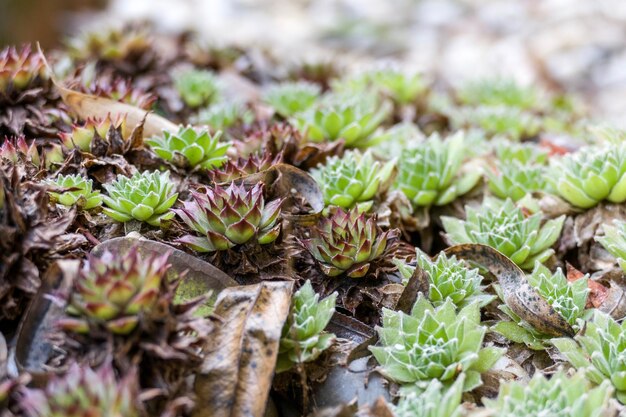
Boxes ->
[58,247,169,335]
[173,68,220,108]
[494,262,589,349]
[302,208,398,278]
[486,161,550,201]
[20,362,140,417]
[192,102,254,131]
[294,94,390,147]
[46,174,102,210]
[0,136,63,170]
[393,376,464,417]
[175,182,282,252]
[369,296,504,391]
[146,126,231,170]
[59,116,128,152]
[550,144,626,209]
[553,310,626,403]
[442,198,565,270]
[310,150,395,211]
[277,280,337,372]
[395,249,492,308]
[596,219,626,272]
[207,152,281,183]
[394,132,481,208]
[264,81,321,118]
[102,170,178,226]
[483,370,613,417]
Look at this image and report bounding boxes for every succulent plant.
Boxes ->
[369,68,427,105]
[264,81,321,118]
[395,249,493,309]
[310,150,395,211]
[0,45,47,94]
[596,219,626,273]
[146,126,231,169]
[458,78,542,110]
[60,116,128,152]
[494,262,589,349]
[58,247,169,335]
[207,152,281,183]
[494,141,549,165]
[301,208,398,278]
[175,182,282,252]
[393,375,464,417]
[393,132,481,208]
[46,174,102,210]
[78,73,155,110]
[369,296,504,391]
[173,68,220,108]
[1,136,63,170]
[102,170,178,226]
[20,362,140,417]
[294,94,390,147]
[442,198,565,270]
[277,280,337,373]
[192,102,254,131]
[549,145,626,209]
[483,369,613,417]
[486,161,550,201]
[453,105,542,140]
[554,310,626,404]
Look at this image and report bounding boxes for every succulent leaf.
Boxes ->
[596,219,626,273]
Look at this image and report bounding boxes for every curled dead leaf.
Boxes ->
[444,244,574,337]
[193,281,293,417]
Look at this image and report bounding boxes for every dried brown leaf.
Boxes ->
[193,281,293,417]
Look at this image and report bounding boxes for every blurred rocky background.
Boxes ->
[3,0,626,126]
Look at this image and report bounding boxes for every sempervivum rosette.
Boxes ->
[58,247,169,335]
[174,182,283,252]
[302,208,399,278]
